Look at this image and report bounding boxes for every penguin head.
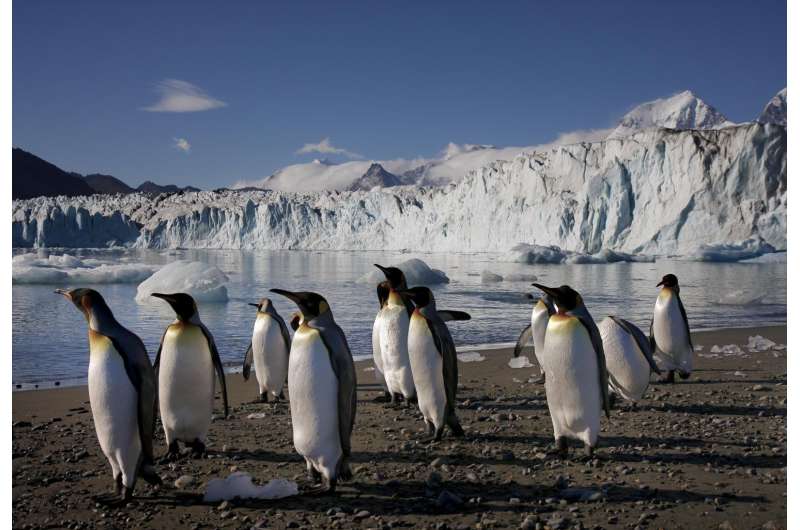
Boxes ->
[55,288,111,321]
[398,286,434,309]
[374,264,407,290]
[151,292,198,321]
[657,274,679,289]
[531,283,583,313]
[249,298,273,313]
[270,289,330,320]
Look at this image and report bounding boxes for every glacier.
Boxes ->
[12,122,786,257]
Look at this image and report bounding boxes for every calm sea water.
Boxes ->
[12,249,786,387]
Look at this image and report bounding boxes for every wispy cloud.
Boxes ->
[173,137,191,152]
[143,79,227,113]
[296,137,363,159]
[550,128,613,145]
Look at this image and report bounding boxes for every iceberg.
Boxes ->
[480,270,504,283]
[203,472,298,502]
[358,258,449,285]
[12,252,158,284]
[135,260,229,303]
[686,238,776,262]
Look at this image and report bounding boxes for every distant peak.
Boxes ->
[756,87,787,126]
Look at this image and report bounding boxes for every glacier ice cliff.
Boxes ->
[12,123,786,257]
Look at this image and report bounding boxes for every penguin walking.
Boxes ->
[371,281,392,401]
[242,297,291,402]
[373,264,416,404]
[532,284,610,457]
[56,288,161,502]
[152,293,228,459]
[270,289,356,494]
[650,274,693,383]
[513,292,556,381]
[599,316,661,402]
[401,286,470,441]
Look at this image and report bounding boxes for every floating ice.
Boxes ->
[457,351,486,363]
[715,289,766,306]
[12,252,158,284]
[739,252,787,263]
[508,356,534,369]
[135,260,229,303]
[203,472,298,502]
[688,238,776,262]
[566,249,654,264]
[501,244,566,264]
[746,335,777,352]
[503,272,538,282]
[358,258,449,285]
[480,271,503,283]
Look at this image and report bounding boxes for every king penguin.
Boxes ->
[242,297,292,402]
[371,280,392,401]
[152,292,228,459]
[270,289,356,494]
[533,284,610,457]
[373,264,416,404]
[56,288,161,502]
[599,316,661,402]
[401,286,470,441]
[650,273,693,383]
[513,292,556,381]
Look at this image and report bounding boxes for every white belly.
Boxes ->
[408,314,447,429]
[378,305,415,398]
[541,315,601,446]
[252,314,289,397]
[158,324,215,444]
[652,291,692,373]
[288,326,342,480]
[371,314,388,391]
[531,302,550,371]
[599,318,651,401]
[88,332,141,487]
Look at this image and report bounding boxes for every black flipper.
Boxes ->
[609,316,662,374]
[437,310,471,322]
[242,343,254,380]
[573,312,610,418]
[676,294,693,350]
[513,324,533,358]
[199,324,229,418]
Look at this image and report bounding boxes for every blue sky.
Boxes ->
[13,1,786,189]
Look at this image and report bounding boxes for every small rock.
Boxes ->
[353,510,370,520]
[174,475,195,489]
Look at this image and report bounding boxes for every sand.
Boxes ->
[12,325,786,530]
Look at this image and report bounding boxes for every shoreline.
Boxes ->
[11,324,788,392]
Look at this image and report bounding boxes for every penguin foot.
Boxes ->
[161,441,181,463]
[307,468,322,484]
[678,371,691,380]
[303,479,336,496]
[258,392,269,403]
[433,427,445,442]
[372,392,392,403]
[555,437,569,458]
[277,391,286,401]
[659,371,676,384]
[405,395,418,406]
[608,393,619,409]
[426,421,436,437]
[532,374,546,385]
[584,445,595,458]
[447,416,465,438]
[189,440,206,459]
[140,464,162,486]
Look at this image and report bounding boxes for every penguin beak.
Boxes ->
[532,283,560,299]
[248,302,260,308]
[656,280,664,287]
[54,288,71,299]
[151,293,174,302]
[374,264,389,277]
[270,288,301,305]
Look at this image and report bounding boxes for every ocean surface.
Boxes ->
[12,249,787,388]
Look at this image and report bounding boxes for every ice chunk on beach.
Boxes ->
[747,335,777,352]
[508,356,534,369]
[480,270,503,283]
[710,344,744,355]
[203,472,298,502]
[12,252,158,284]
[135,260,229,303]
[358,258,449,285]
[458,351,486,362]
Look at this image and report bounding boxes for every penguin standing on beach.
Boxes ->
[56,288,161,502]
[373,264,417,404]
[599,316,661,402]
[152,293,228,459]
[371,281,392,401]
[402,286,469,441]
[242,297,291,402]
[650,273,693,383]
[270,289,356,494]
[533,284,610,457]
[513,292,556,381]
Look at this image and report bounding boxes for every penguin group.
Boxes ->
[57,265,689,500]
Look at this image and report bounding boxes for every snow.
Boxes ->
[607,90,735,139]
[358,258,449,285]
[457,351,486,362]
[135,260,229,303]
[508,356,534,369]
[686,238,776,262]
[203,472,298,502]
[12,252,158,284]
[757,88,787,126]
[13,123,786,257]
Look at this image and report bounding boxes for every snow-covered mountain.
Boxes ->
[607,90,735,139]
[757,88,787,126]
[347,163,405,191]
[13,123,786,258]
